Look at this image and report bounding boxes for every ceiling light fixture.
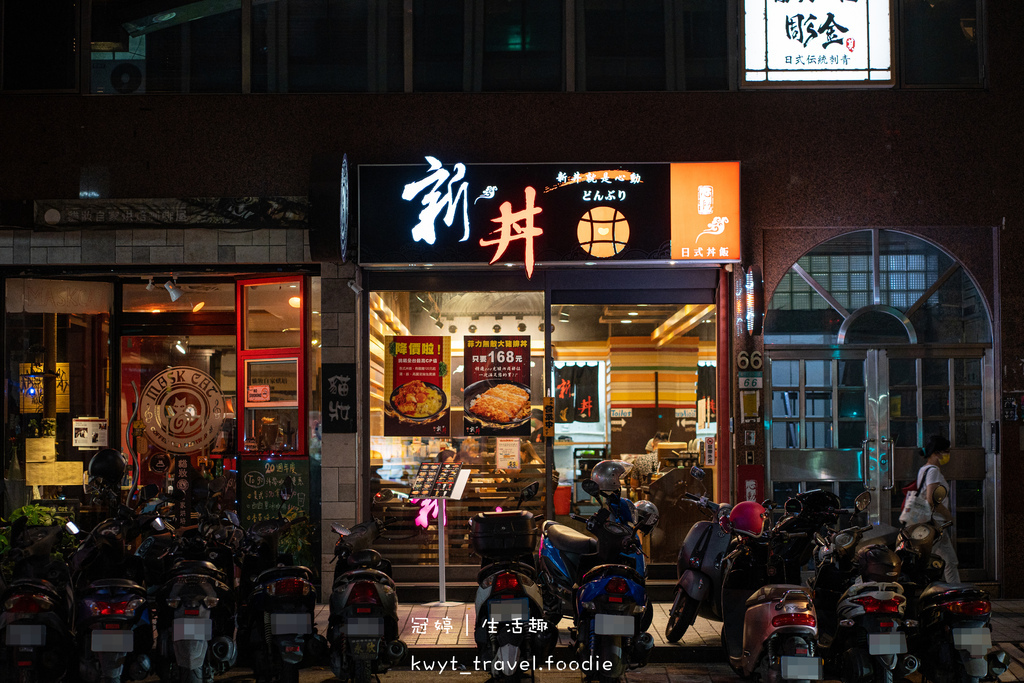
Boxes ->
[288,296,301,308]
[173,339,188,355]
[192,300,205,313]
[164,278,183,302]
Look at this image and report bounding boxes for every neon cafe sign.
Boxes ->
[358,159,741,278]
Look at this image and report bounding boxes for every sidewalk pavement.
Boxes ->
[310,599,1024,680]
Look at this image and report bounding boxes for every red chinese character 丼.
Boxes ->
[480,186,544,277]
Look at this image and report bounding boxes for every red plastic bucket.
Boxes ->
[554,485,572,515]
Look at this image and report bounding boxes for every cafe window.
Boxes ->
[238,277,309,456]
[3,279,112,519]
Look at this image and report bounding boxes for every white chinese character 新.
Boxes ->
[402,156,471,244]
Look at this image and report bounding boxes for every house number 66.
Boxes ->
[737,351,763,371]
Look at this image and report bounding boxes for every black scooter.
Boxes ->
[0,517,76,683]
[469,481,557,681]
[327,489,408,682]
[236,476,327,683]
[895,485,1008,683]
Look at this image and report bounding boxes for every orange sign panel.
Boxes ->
[670,162,741,262]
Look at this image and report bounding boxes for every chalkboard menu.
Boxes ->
[238,458,310,528]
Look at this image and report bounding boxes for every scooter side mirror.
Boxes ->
[854,491,871,511]
[65,520,81,536]
[331,522,351,536]
[690,466,706,481]
[520,481,540,502]
[814,531,828,547]
[374,489,396,503]
[784,498,803,515]
[933,484,948,505]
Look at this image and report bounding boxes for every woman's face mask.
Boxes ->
[937,451,950,466]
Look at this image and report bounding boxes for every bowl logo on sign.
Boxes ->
[577,206,630,258]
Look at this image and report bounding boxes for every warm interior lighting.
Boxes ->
[192,301,205,313]
[173,339,188,355]
[288,296,301,308]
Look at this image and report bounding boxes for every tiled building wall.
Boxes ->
[0,226,359,592]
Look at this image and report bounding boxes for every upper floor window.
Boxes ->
[0,0,985,94]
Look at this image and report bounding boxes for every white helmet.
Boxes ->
[590,459,633,494]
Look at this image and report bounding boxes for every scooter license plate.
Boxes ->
[595,614,634,636]
[867,632,907,655]
[271,613,312,635]
[6,624,45,646]
[173,618,213,641]
[953,627,992,656]
[343,618,383,637]
[91,630,134,653]
[489,598,528,623]
[781,656,823,680]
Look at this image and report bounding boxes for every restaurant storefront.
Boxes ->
[1,206,327,580]
[355,158,748,584]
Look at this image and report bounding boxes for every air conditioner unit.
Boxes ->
[91,60,146,94]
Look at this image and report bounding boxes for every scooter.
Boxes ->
[469,481,556,681]
[895,484,1008,683]
[0,518,76,683]
[719,492,841,683]
[236,475,327,683]
[664,465,748,642]
[810,494,919,683]
[327,489,408,683]
[538,461,658,680]
[70,451,163,683]
[152,478,240,683]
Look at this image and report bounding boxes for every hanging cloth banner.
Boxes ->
[574,364,601,423]
[554,365,577,423]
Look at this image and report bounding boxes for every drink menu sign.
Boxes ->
[463,335,532,436]
[383,335,451,437]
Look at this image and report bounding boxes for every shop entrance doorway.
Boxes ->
[764,229,994,580]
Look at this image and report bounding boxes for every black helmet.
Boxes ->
[855,544,902,582]
[88,448,127,486]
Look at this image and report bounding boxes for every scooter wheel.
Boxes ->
[352,660,373,683]
[665,590,700,643]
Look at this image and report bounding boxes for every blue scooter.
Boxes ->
[538,460,658,680]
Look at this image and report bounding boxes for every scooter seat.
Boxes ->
[86,578,146,595]
[745,584,811,607]
[579,563,644,587]
[169,560,225,578]
[333,568,395,590]
[544,523,598,555]
[347,549,384,569]
[918,582,988,610]
[258,565,316,585]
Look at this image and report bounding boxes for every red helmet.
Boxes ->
[728,501,766,535]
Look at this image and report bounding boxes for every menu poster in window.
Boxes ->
[322,363,356,434]
[383,336,451,437]
[463,335,531,436]
[72,417,108,448]
[238,458,310,528]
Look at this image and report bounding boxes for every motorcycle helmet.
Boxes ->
[590,459,633,494]
[855,543,902,582]
[88,448,127,486]
[634,500,660,529]
[728,500,766,535]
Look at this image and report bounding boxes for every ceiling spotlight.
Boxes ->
[468,325,477,333]
[435,320,443,329]
[165,279,183,302]
[288,296,301,308]
[493,324,501,333]
[192,300,205,313]
[145,277,155,291]
[517,323,527,332]
[448,325,458,334]
[173,339,188,355]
